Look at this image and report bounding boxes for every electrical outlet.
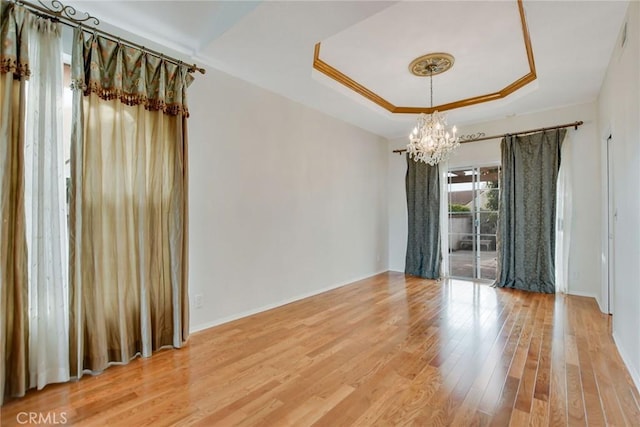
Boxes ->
[194,294,204,309]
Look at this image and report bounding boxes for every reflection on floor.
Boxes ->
[450,249,497,280]
[2,272,638,426]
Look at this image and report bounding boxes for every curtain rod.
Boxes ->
[392,120,583,154]
[13,0,206,75]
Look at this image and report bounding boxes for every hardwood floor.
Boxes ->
[2,272,639,426]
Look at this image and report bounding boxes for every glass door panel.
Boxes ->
[448,165,500,280]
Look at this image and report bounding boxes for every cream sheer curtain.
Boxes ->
[555,134,573,294]
[439,160,449,278]
[1,4,193,403]
[0,2,30,405]
[24,16,70,390]
[69,29,191,377]
[2,3,70,403]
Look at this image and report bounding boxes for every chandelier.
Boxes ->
[407,53,460,166]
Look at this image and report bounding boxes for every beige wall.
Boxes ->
[187,67,389,332]
[597,0,640,391]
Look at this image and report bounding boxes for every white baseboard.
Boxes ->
[189,269,388,334]
[594,294,607,314]
[566,289,598,299]
[612,332,640,394]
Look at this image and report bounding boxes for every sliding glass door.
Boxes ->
[448,166,500,280]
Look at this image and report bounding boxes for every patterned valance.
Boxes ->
[71,28,194,117]
[0,2,30,78]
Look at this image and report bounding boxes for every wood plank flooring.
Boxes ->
[2,272,639,426]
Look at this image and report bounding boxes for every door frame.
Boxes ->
[602,132,615,314]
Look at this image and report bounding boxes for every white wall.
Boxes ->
[388,102,601,301]
[187,68,389,332]
[597,0,640,391]
[387,145,409,272]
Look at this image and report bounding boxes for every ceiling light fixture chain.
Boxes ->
[407,54,460,166]
[430,68,433,108]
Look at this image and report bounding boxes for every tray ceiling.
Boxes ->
[63,0,630,138]
[316,0,533,112]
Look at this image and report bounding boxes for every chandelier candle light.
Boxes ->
[407,53,460,165]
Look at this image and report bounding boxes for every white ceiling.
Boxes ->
[320,1,529,107]
[65,0,629,138]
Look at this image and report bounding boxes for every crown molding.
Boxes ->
[313,0,536,115]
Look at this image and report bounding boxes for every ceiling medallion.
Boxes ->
[409,53,455,77]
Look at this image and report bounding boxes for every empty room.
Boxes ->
[1,0,639,425]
